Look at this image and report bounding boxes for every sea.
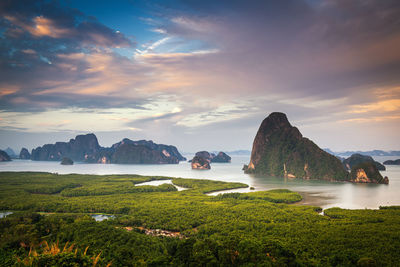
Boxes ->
[1,155,399,210]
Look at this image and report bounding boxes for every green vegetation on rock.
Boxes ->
[245,112,349,181]
[343,153,385,171]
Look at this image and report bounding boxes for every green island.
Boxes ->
[1,172,400,266]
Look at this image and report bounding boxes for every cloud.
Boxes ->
[349,99,400,114]
[1,0,400,151]
[0,0,139,112]
[338,115,400,124]
[0,1,133,47]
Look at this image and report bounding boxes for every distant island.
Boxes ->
[19,148,31,159]
[343,153,386,171]
[30,134,186,164]
[324,148,400,157]
[216,150,250,156]
[383,159,400,165]
[4,147,16,158]
[190,151,231,169]
[244,112,388,184]
[0,149,11,162]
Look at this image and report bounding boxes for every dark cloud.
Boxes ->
[0,91,149,112]
[0,47,153,112]
[0,0,133,47]
[0,0,137,111]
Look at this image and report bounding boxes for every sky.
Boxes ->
[0,0,400,153]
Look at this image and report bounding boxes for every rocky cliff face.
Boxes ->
[343,154,386,171]
[105,138,184,164]
[0,150,11,162]
[19,148,31,159]
[111,143,179,164]
[31,134,100,161]
[111,139,186,161]
[84,148,113,164]
[244,112,349,181]
[194,151,215,161]
[350,162,389,184]
[191,156,211,169]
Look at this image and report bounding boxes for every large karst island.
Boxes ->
[31,134,186,164]
[244,112,388,184]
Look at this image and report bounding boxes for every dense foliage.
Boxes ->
[1,172,400,266]
[245,112,349,181]
[215,189,302,203]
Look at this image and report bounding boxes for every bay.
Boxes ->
[1,155,399,209]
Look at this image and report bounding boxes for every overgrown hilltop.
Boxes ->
[245,112,349,181]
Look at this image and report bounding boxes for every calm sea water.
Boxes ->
[1,155,399,209]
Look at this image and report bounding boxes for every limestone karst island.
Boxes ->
[1,0,400,266]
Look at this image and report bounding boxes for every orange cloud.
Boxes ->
[21,49,37,55]
[349,99,400,114]
[0,86,19,97]
[32,16,72,38]
[338,115,400,123]
[4,15,72,39]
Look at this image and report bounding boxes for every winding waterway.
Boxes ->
[1,155,399,209]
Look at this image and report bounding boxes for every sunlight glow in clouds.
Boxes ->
[0,0,400,151]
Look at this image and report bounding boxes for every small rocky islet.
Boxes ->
[350,161,389,184]
[190,151,231,169]
[191,155,211,170]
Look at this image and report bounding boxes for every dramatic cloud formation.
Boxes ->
[0,0,399,152]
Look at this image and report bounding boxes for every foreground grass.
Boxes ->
[0,172,399,266]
